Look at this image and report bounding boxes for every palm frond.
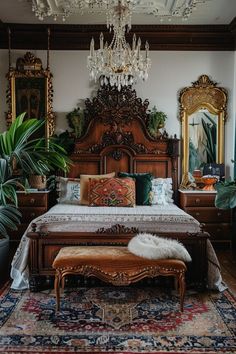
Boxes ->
[0,205,21,238]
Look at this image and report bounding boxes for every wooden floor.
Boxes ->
[216,248,236,296]
[1,246,236,295]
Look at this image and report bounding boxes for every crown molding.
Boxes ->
[229,17,236,33]
[0,21,235,51]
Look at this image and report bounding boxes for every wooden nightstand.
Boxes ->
[179,190,232,246]
[9,191,51,244]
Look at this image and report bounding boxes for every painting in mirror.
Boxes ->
[188,109,218,173]
[179,75,227,180]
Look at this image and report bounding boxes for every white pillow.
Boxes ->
[56,176,80,204]
[151,177,174,205]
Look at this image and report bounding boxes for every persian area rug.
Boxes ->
[0,283,236,354]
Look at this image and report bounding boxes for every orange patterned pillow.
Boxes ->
[80,172,115,205]
[88,177,135,207]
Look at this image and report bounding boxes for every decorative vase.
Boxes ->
[202,176,218,191]
[29,175,46,190]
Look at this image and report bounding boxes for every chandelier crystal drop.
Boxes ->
[87,1,151,90]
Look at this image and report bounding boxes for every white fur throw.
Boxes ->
[128,233,192,262]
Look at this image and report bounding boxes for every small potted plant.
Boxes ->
[147,106,167,138]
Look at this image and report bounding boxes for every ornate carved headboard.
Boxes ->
[69,85,179,198]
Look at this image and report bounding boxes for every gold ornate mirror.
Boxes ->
[179,74,227,176]
[6,52,55,138]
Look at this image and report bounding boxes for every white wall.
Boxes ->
[0,49,235,176]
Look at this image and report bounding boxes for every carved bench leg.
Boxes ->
[54,270,62,311]
[177,272,186,312]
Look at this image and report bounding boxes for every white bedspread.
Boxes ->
[10,203,226,291]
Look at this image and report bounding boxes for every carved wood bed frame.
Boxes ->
[27,85,208,291]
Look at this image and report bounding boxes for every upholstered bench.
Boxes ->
[52,246,187,312]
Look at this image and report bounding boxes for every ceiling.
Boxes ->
[0,0,236,26]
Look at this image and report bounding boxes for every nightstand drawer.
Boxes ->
[180,193,216,207]
[179,190,233,246]
[9,191,51,244]
[18,193,48,207]
[185,207,231,223]
[20,207,47,222]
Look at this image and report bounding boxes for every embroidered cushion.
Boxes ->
[118,172,153,205]
[80,172,115,205]
[88,177,135,207]
[56,176,80,204]
[150,177,174,205]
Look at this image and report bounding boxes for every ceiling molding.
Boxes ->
[0,21,235,51]
[229,17,236,33]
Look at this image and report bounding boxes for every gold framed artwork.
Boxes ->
[179,74,227,176]
[6,52,55,138]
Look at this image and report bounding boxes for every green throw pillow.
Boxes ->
[118,172,153,205]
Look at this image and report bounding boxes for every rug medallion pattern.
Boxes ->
[0,285,235,353]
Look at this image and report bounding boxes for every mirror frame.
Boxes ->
[6,52,56,138]
[179,74,227,176]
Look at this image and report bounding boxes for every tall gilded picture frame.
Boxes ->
[6,51,55,138]
[179,74,227,176]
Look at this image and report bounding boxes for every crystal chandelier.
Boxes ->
[87,1,151,90]
[29,0,212,90]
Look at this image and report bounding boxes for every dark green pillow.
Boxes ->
[118,172,153,205]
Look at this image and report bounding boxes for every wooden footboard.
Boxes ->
[27,223,209,291]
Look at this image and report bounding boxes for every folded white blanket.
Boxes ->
[128,233,192,262]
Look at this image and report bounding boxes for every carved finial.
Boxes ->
[192,74,217,88]
[31,223,37,232]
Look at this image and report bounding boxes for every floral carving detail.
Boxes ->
[192,74,217,88]
[111,149,123,161]
[179,74,227,122]
[96,224,139,234]
[85,85,149,126]
[89,125,147,154]
[16,52,42,71]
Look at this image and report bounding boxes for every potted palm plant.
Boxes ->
[0,158,22,277]
[0,113,70,181]
[0,113,71,276]
[215,163,236,248]
[214,160,236,209]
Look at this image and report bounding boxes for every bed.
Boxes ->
[11,85,223,291]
